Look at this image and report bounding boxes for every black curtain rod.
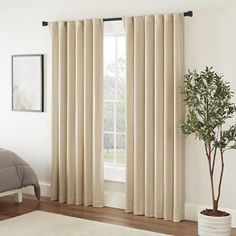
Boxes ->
[42,10,193,26]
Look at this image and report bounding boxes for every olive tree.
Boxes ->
[181,67,236,214]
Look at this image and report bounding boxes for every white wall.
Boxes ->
[0,0,236,224]
[184,1,236,224]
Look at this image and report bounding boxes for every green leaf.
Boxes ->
[180,67,236,151]
[230,143,236,149]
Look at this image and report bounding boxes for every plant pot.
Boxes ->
[198,212,231,236]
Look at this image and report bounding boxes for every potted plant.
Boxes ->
[180,67,236,236]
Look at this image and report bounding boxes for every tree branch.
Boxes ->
[211,147,217,174]
[216,148,224,204]
[212,128,220,175]
[204,143,209,160]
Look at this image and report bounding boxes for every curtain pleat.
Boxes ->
[154,15,164,219]
[173,14,185,222]
[125,17,135,213]
[58,22,67,203]
[163,14,174,220]
[51,19,104,207]
[93,20,104,207]
[133,16,145,215]
[75,21,84,205]
[84,20,93,206]
[67,21,76,204]
[125,14,185,222]
[51,22,59,201]
[144,15,155,217]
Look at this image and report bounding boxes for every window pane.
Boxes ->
[117,37,126,100]
[104,37,116,78]
[117,76,125,100]
[105,63,116,79]
[104,133,114,163]
[104,22,126,170]
[117,36,125,59]
[116,134,125,164]
[104,102,114,132]
[104,37,115,61]
[116,102,125,132]
[104,79,115,99]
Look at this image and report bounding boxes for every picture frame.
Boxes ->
[11,54,44,112]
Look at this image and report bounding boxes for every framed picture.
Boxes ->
[11,54,44,112]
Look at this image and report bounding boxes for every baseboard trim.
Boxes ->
[25,184,236,227]
[23,182,51,197]
[23,182,125,209]
[104,190,125,209]
[185,202,236,227]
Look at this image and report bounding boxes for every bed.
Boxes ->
[0,148,40,202]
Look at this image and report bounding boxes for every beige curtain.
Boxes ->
[125,14,185,222]
[50,19,104,207]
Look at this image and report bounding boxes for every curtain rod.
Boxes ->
[42,10,193,26]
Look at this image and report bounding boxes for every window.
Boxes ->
[103,21,126,182]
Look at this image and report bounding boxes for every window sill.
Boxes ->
[104,164,125,183]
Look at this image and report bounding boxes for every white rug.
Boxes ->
[0,211,171,236]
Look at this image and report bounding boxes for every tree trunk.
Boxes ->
[213,200,218,213]
[207,154,216,213]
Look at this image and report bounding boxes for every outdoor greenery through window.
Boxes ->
[104,21,126,167]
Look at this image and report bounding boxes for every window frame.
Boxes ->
[103,27,126,182]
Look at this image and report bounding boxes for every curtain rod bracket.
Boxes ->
[42,10,193,26]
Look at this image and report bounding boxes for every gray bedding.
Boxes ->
[0,148,40,199]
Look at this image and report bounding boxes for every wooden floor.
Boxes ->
[0,194,235,236]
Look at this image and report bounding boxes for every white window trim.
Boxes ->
[104,164,126,183]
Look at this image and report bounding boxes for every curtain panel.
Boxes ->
[50,19,104,207]
[125,14,185,222]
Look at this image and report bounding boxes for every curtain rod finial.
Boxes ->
[184,11,193,17]
[42,21,48,27]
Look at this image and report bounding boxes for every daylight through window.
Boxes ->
[104,21,126,169]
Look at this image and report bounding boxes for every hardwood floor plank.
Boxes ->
[0,194,235,236]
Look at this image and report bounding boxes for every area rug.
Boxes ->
[0,211,172,236]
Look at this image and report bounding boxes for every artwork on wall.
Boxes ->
[11,54,44,112]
